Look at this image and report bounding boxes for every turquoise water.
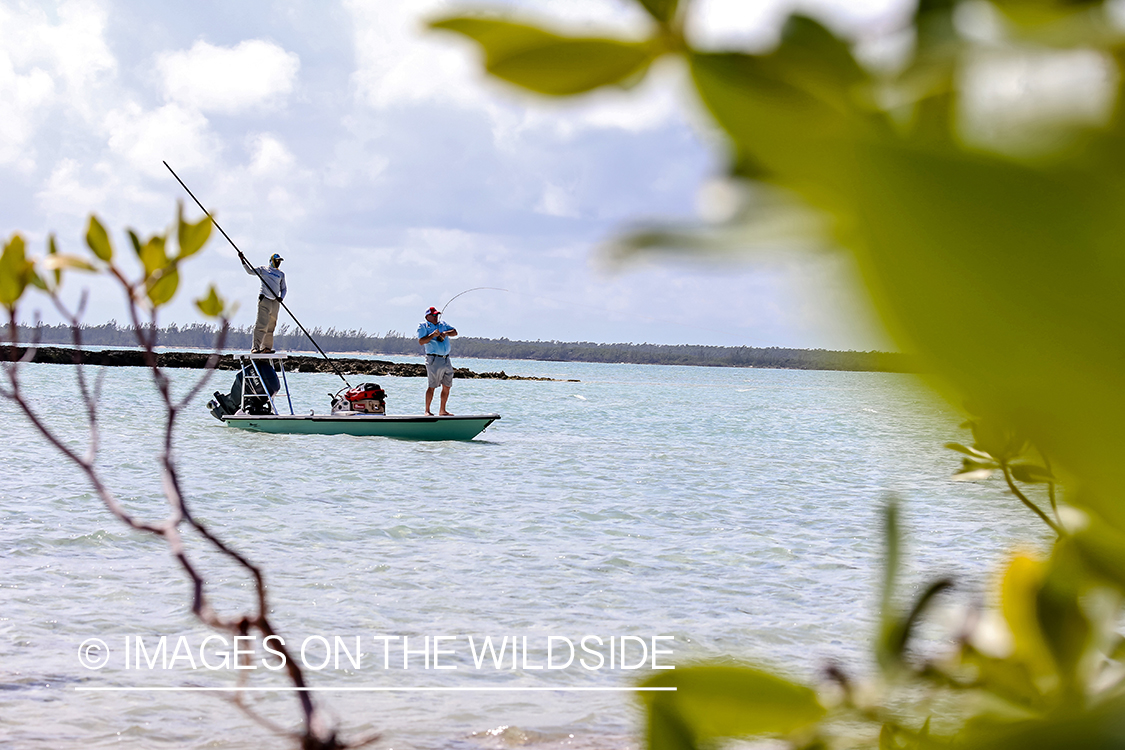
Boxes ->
[0,358,1049,748]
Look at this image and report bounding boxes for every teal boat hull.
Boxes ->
[221,413,500,441]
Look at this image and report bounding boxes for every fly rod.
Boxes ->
[163,161,352,388]
[442,287,508,314]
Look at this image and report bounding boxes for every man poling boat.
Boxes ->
[166,162,501,440]
[164,161,352,388]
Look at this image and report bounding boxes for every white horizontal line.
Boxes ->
[75,686,676,693]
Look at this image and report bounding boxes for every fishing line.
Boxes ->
[163,161,352,387]
[435,286,767,347]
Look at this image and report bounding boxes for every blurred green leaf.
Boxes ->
[774,15,867,101]
[176,202,212,259]
[880,503,900,633]
[915,0,955,14]
[646,698,694,750]
[1009,464,1054,484]
[688,50,872,205]
[952,456,1000,480]
[882,578,954,668]
[968,419,1027,465]
[1035,544,1090,688]
[959,697,1125,750]
[27,270,48,292]
[41,254,97,273]
[1000,554,1056,682]
[636,0,679,24]
[194,285,226,318]
[878,723,896,750]
[1071,521,1125,590]
[686,13,877,195]
[640,665,825,742]
[0,234,32,308]
[47,233,60,287]
[136,234,168,276]
[991,0,1103,28]
[431,2,1125,747]
[840,134,1125,527]
[945,442,993,460]
[919,717,932,740]
[146,266,179,307]
[960,646,1045,711]
[85,215,113,262]
[430,17,655,95]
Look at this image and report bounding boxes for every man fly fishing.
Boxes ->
[417,306,458,416]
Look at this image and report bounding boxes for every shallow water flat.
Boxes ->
[0,359,1049,749]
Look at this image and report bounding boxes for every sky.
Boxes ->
[0,0,911,350]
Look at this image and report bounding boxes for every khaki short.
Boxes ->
[426,354,454,388]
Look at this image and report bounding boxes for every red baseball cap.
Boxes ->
[425,307,440,316]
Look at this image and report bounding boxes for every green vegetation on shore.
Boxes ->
[7,322,912,372]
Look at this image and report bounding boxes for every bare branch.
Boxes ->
[1001,463,1062,536]
[2,258,355,748]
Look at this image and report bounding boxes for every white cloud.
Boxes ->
[344,0,679,137]
[0,0,116,167]
[3,0,896,350]
[33,0,117,100]
[36,158,105,214]
[247,132,297,177]
[0,59,53,168]
[535,183,580,218]
[157,40,300,114]
[105,102,219,176]
[0,0,116,96]
[346,0,482,110]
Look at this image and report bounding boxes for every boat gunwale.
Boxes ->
[220,414,500,424]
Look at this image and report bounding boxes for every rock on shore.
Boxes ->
[3,346,572,382]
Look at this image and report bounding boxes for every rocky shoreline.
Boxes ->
[3,346,575,382]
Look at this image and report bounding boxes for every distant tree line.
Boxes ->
[6,322,914,372]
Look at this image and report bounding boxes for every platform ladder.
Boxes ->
[238,353,295,416]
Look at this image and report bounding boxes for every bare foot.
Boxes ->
[425,412,435,416]
[439,411,454,416]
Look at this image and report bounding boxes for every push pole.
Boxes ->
[163,161,352,389]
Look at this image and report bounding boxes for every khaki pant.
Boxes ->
[253,296,280,351]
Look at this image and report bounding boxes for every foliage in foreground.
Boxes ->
[1,211,367,749]
[431,0,1125,747]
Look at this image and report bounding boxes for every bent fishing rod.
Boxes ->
[163,161,352,388]
[442,287,507,314]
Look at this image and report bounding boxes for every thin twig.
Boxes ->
[1002,463,1062,536]
[1,264,365,748]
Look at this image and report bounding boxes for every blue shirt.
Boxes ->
[417,321,454,355]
